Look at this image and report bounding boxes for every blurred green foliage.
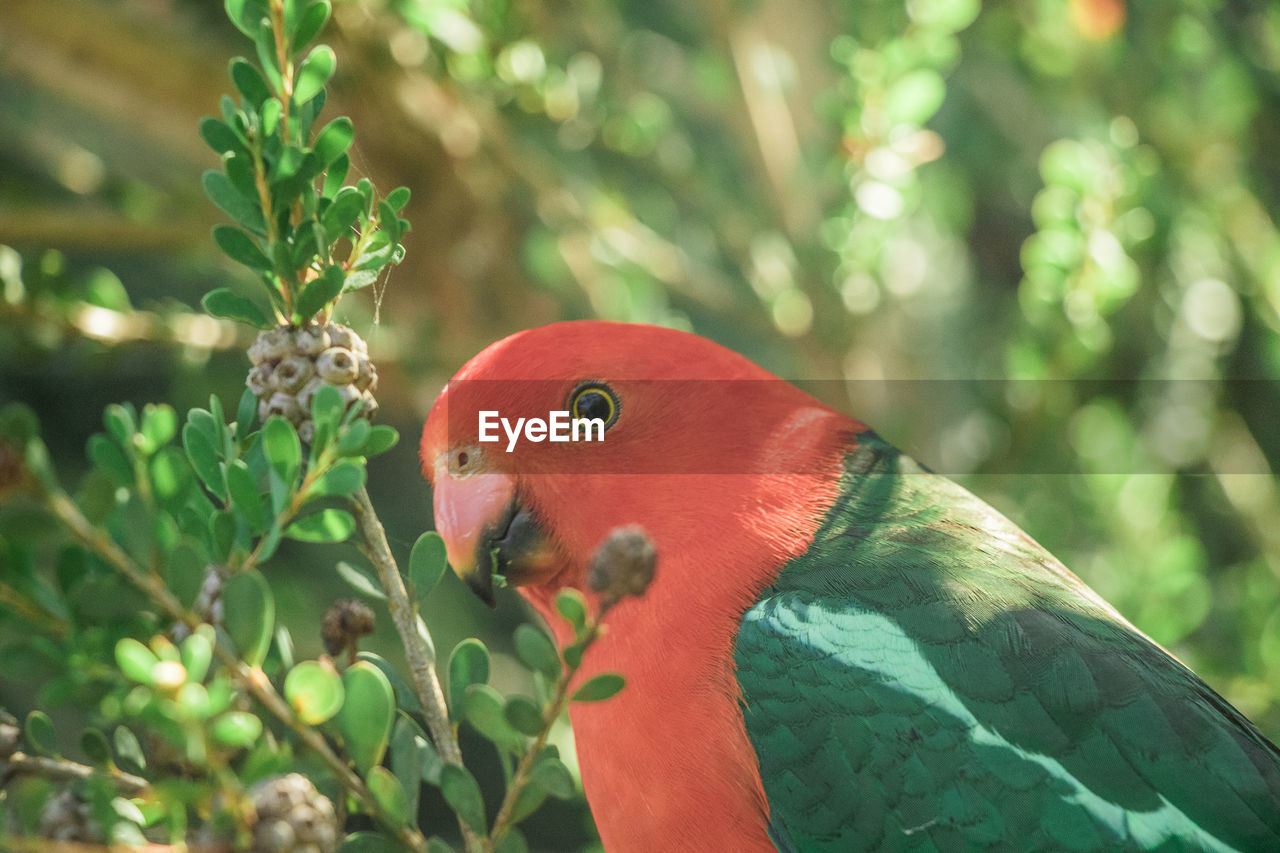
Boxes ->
[1,0,1279,825]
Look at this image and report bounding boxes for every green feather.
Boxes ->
[735,434,1280,852]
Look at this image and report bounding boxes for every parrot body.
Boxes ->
[421,321,1280,852]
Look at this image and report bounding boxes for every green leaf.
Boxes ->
[409,531,448,602]
[310,383,344,449]
[285,508,355,543]
[503,695,544,737]
[284,660,345,725]
[224,0,266,37]
[88,433,133,487]
[340,833,408,853]
[378,200,401,243]
[357,651,423,715]
[336,560,387,600]
[79,728,112,767]
[294,45,336,104]
[531,753,575,799]
[229,57,271,107]
[183,422,226,499]
[367,766,410,830]
[513,624,560,681]
[104,402,137,445]
[439,764,486,833]
[390,716,422,824]
[166,541,206,609]
[322,153,349,199]
[295,264,345,320]
[254,96,279,136]
[507,783,547,825]
[337,419,371,455]
[213,226,272,272]
[337,661,394,775]
[554,588,588,635]
[115,638,159,685]
[210,508,238,563]
[447,639,490,716]
[138,404,178,453]
[385,186,411,212]
[211,711,262,748]
[149,446,192,502]
[202,287,272,329]
[494,828,528,853]
[462,684,524,752]
[313,116,354,167]
[362,425,399,456]
[202,170,266,234]
[226,459,267,534]
[883,69,946,127]
[292,0,332,53]
[114,726,145,772]
[262,416,301,490]
[24,710,56,757]
[236,386,259,441]
[571,672,625,703]
[322,186,365,239]
[180,626,214,683]
[223,569,275,667]
[253,24,283,92]
[199,117,244,155]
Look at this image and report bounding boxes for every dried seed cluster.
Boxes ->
[587,525,658,607]
[250,773,339,853]
[247,323,378,441]
[39,791,103,843]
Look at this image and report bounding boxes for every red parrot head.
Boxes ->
[420,321,860,612]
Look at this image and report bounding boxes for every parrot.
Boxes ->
[419,320,1280,852]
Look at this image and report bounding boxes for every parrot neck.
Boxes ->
[520,425,868,852]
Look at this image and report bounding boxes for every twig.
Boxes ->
[350,485,486,853]
[1,752,148,797]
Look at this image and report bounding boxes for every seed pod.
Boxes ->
[247,364,274,397]
[316,347,359,385]
[258,327,293,362]
[358,391,379,418]
[297,420,315,443]
[271,356,313,394]
[250,773,338,853]
[321,599,376,657]
[296,377,325,413]
[263,392,303,423]
[293,325,330,356]
[354,357,377,392]
[325,323,367,356]
[588,525,658,606]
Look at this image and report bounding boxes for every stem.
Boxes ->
[1,752,148,796]
[489,615,607,847]
[349,485,486,853]
[43,488,429,853]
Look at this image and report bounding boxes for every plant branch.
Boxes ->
[1,752,148,797]
[42,485,429,853]
[489,610,609,848]
[349,485,486,853]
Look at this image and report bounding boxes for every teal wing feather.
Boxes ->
[735,436,1280,852]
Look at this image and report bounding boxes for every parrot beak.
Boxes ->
[431,464,556,607]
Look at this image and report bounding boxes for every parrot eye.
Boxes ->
[569,383,620,430]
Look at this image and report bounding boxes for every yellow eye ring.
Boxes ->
[569,383,620,430]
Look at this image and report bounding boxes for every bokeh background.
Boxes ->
[2,0,1280,842]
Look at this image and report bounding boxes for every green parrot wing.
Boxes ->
[734,437,1280,852]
